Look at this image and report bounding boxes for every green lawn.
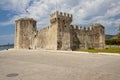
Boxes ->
[80,47,120,53]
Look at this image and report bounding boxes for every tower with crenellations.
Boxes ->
[50,11,72,50]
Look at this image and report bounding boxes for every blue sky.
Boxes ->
[0,0,120,45]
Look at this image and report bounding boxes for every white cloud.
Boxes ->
[0,15,25,26]
[0,0,120,34]
[0,0,30,13]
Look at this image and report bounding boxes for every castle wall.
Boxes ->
[14,11,105,50]
[70,24,105,50]
[34,27,49,49]
[48,23,58,50]
[34,24,58,50]
[70,26,90,50]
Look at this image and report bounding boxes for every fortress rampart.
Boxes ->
[14,11,105,50]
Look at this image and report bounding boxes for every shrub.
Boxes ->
[105,39,120,45]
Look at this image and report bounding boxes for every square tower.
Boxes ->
[14,18,37,49]
[50,11,72,50]
[89,23,105,49]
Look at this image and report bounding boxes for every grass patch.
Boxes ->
[80,47,120,53]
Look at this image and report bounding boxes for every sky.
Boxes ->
[0,0,120,45]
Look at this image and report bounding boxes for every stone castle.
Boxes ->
[14,11,105,50]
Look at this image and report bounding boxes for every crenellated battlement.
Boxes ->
[50,11,72,18]
[70,25,93,31]
[50,11,72,23]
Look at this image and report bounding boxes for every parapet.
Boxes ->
[70,24,104,31]
[15,18,36,22]
[89,23,104,29]
[70,25,94,31]
[70,23,104,31]
[70,25,87,30]
[50,11,72,19]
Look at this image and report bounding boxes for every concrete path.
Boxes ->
[0,50,120,80]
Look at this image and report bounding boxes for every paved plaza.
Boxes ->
[0,50,120,80]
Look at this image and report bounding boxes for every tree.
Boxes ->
[105,39,120,45]
[118,24,120,38]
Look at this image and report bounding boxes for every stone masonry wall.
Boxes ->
[34,24,58,50]
[34,27,49,49]
[70,23,105,50]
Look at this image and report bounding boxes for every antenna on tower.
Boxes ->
[25,8,30,14]
[55,0,58,11]
[55,0,61,12]
[25,8,30,18]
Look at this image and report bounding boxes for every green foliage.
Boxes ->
[81,47,120,53]
[105,39,120,45]
[118,24,120,38]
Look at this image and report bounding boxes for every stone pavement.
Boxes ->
[0,50,120,80]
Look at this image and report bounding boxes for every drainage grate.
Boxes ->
[6,73,19,77]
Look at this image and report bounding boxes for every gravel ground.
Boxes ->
[0,49,120,80]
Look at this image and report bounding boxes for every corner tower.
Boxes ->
[50,11,72,50]
[14,18,37,49]
[89,23,105,49]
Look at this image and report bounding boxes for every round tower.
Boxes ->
[14,18,37,49]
